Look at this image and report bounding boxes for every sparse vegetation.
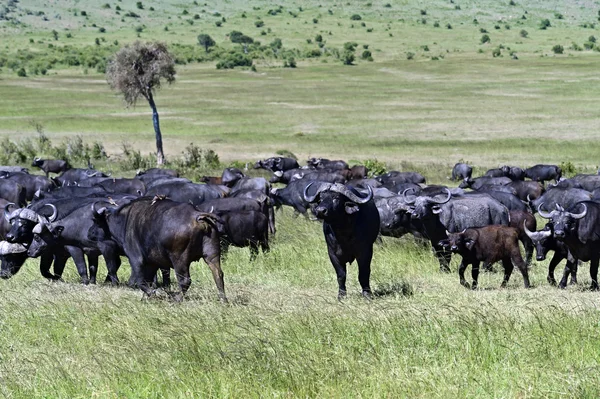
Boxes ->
[552,44,564,54]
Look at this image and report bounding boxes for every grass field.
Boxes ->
[2,1,600,398]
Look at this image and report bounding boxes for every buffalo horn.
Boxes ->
[303,182,321,203]
[402,188,417,205]
[4,202,16,222]
[43,204,58,222]
[567,203,587,220]
[431,188,452,204]
[329,184,373,204]
[34,157,40,162]
[537,203,556,219]
[86,170,99,177]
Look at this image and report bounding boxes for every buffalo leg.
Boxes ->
[471,261,480,290]
[51,248,70,280]
[39,252,59,280]
[172,264,192,302]
[501,258,514,288]
[547,253,562,286]
[87,253,99,285]
[523,239,533,267]
[590,257,599,291]
[558,259,576,289]
[66,246,89,285]
[99,243,120,285]
[508,253,530,288]
[139,264,159,298]
[203,253,227,303]
[569,260,578,285]
[249,242,259,261]
[328,250,347,300]
[356,246,373,299]
[433,245,451,273]
[458,259,469,288]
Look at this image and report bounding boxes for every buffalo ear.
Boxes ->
[345,202,359,215]
[465,239,476,251]
[432,205,443,214]
[53,226,64,238]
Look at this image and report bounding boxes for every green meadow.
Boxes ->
[1,0,600,397]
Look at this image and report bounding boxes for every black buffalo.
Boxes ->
[524,164,562,184]
[255,157,299,172]
[303,183,379,299]
[451,163,472,181]
[539,202,600,290]
[32,157,70,177]
[524,223,577,288]
[91,197,226,301]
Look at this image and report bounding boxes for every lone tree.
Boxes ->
[197,33,216,52]
[106,41,175,165]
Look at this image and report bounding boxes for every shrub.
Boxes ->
[283,57,296,68]
[315,34,323,43]
[99,27,106,33]
[313,18,318,24]
[215,21,222,27]
[492,47,502,57]
[554,12,563,20]
[480,34,490,44]
[361,50,372,59]
[276,150,297,160]
[364,158,387,177]
[559,161,577,178]
[509,0,516,5]
[433,21,440,27]
[520,29,528,38]
[572,42,584,51]
[350,14,362,20]
[552,44,564,54]
[406,52,415,60]
[102,3,111,8]
[17,67,26,77]
[216,52,253,69]
[125,11,140,18]
[479,28,488,33]
[446,23,452,29]
[589,35,597,43]
[255,20,264,28]
[540,19,551,29]
[341,50,355,65]
[420,9,427,15]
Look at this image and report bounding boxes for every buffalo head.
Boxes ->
[32,157,43,167]
[524,222,553,261]
[404,188,452,219]
[438,229,471,253]
[5,204,57,244]
[0,241,28,279]
[303,183,373,222]
[538,202,587,239]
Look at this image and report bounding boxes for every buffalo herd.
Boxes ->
[1,156,600,301]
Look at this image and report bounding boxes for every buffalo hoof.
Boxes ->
[460,280,470,289]
[219,296,229,304]
[440,267,451,274]
[362,291,373,300]
[570,278,578,285]
[590,283,599,291]
[90,278,97,285]
[81,278,90,285]
[558,283,567,289]
[337,291,347,301]
[471,282,478,290]
[547,276,557,286]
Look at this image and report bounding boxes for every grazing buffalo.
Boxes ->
[255,157,299,172]
[524,164,562,184]
[221,167,245,187]
[507,181,544,201]
[307,158,349,171]
[377,171,426,186]
[211,210,269,259]
[405,189,510,272]
[1,172,56,201]
[459,176,512,191]
[32,158,70,177]
[303,183,379,299]
[440,226,530,289]
[539,202,600,290]
[483,168,506,178]
[92,197,226,301]
[524,223,576,288]
[451,163,472,181]
[500,165,525,181]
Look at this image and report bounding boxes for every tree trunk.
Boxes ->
[147,92,165,165]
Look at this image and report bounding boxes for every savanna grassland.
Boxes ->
[1,1,600,398]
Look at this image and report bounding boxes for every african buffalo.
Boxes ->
[451,163,472,181]
[524,164,562,184]
[304,183,379,299]
[32,158,70,177]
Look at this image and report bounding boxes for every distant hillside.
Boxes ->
[1,0,599,76]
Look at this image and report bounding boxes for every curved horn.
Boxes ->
[524,221,535,239]
[329,184,373,204]
[105,171,112,177]
[34,157,40,161]
[527,194,532,203]
[567,203,587,220]
[43,204,58,222]
[537,203,556,219]
[431,188,452,204]
[85,170,98,177]
[303,182,319,203]
[4,203,16,222]
[402,188,417,205]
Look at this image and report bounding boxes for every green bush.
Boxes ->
[552,44,564,54]
[350,14,362,20]
[216,52,253,69]
[480,34,491,44]
[283,57,296,68]
[17,67,27,77]
[255,20,264,28]
[559,161,577,178]
[364,159,387,177]
[540,19,551,29]
[406,52,415,60]
[520,29,528,38]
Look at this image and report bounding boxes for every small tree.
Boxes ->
[229,30,254,53]
[106,41,175,165]
[197,33,216,52]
